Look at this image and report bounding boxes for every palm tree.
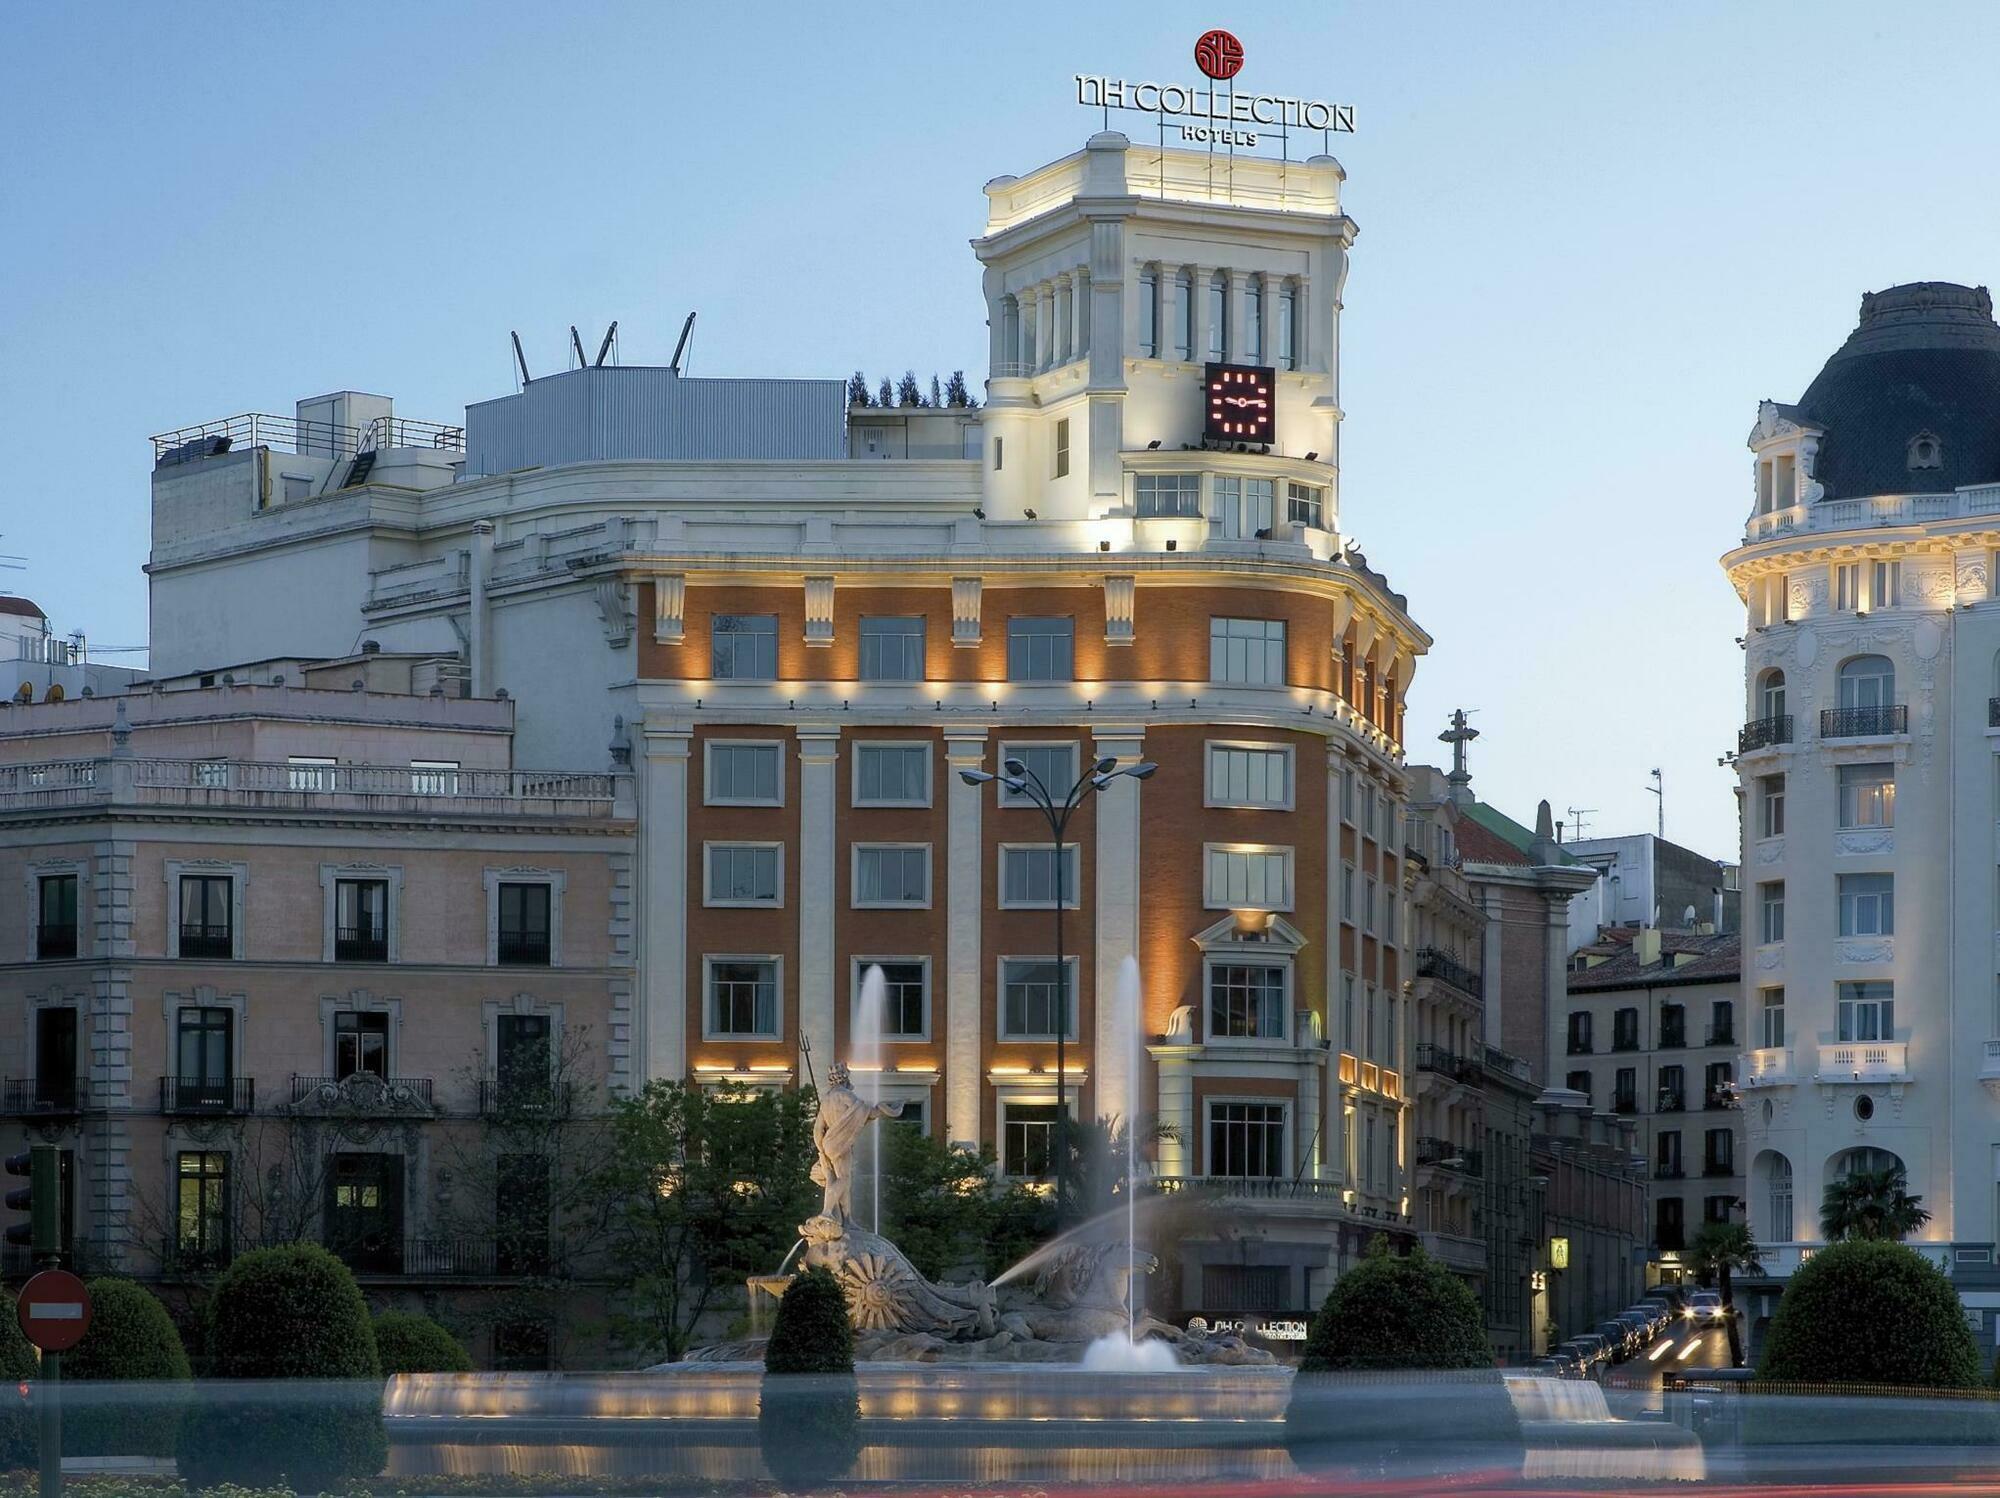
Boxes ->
[1820,1165,1931,1243]
[1687,1219,1761,1367]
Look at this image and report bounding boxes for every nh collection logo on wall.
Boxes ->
[1076,29,1355,148]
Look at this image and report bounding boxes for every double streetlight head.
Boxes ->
[957,767,1027,794]
[959,758,1158,791]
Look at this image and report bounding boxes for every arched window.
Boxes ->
[1137,268,1159,359]
[1758,1151,1794,1242]
[1758,668,1787,722]
[1830,1145,1904,1181]
[1837,655,1895,711]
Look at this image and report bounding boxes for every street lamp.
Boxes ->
[959,752,1157,1224]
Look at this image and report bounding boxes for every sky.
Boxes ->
[5,0,1998,860]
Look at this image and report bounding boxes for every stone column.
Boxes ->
[1154,1059,1193,1176]
[1092,727,1145,1130]
[1035,283,1056,371]
[944,730,989,1150]
[1072,267,1090,358]
[797,727,841,1083]
[1054,275,1072,366]
[1542,893,1569,1085]
[1188,265,1211,364]
[640,721,692,1084]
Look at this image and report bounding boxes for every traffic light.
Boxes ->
[4,1147,58,1259]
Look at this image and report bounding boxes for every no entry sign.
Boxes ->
[17,1271,90,1354]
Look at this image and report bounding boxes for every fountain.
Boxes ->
[854,963,888,1235]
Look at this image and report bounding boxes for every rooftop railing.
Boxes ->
[151,412,464,464]
[1744,484,2000,541]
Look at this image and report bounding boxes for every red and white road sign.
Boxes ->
[16,1270,91,1353]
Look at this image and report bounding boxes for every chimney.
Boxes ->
[1633,928,1661,968]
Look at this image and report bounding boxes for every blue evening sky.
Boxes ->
[4,1,1994,859]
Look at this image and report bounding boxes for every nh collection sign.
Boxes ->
[1076,29,1355,148]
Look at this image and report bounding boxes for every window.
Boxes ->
[891,1098,928,1132]
[1277,281,1298,369]
[1286,481,1325,528]
[1658,1064,1686,1111]
[1209,476,1276,539]
[854,742,929,806]
[706,741,782,805]
[1838,655,1896,710]
[173,1007,233,1111]
[1760,988,1786,1048]
[999,742,1079,804]
[36,874,77,960]
[32,1009,75,1111]
[1566,1011,1593,1055]
[497,883,552,965]
[1209,1101,1285,1177]
[858,960,928,1039]
[1203,846,1292,910]
[1340,973,1356,1048]
[708,958,780,1038]
[1759,881,1785,944]
[1000,957,1077,1040]
[1612,1008,1640,1051]
[334,1011,389,1078]
[1364,877,1378,933]
[1655,1196,1685,1252]
[993,436,1004,471]
[1246,275,1265,362]
[1759,668,1787,721]
[1006,617,1073,682]
[1565,1069,1592,1102]
[705,844,781,906]
[1002,1102,1059,1177]
[1758,774,1785,838]
[1206,1262,1285,1312]
[1838,764,1895,828]
[494,1014,551,1105]
[1612,1066,1637,1112]
[1341,767,1356,823]
[286,756,335,791]
[1174,268,1194,359]
[1208,962,1287,1040]
[334,878,389,961]
[859,616,926,681]
[1209,616,1286,685]
[179,875,233,959]
[410,760,460,795]
[1134,472,1201,518]
[1657,1130,1682,1176]
[854,845,930,907]
[1871,559,1901,608]
[999,845,1080,908]
[1659,1003,1686,1049]
[1207,271,1227,356]
[175,1152,230,1270]
[1837,981,1894,1042]
[1053,417,1071,479]
[1767,1154,1795,1240]
[1205,743,1292,808]
[1833,562,1860,612]
[1704,1129,1735,1175]
[1340,863,1356,922]
[1710,1000,1735,1046]
[1139,267,1160,358]
[1838,873,1894,936]
[711,613,778,679]
[1704,1060,1735,1106]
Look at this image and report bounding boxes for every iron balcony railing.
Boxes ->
[1657,1089,1687,1113]
[1821,704,1907,738]
[1704,1157,1737,1178]
[1413,1043,1486,1086]
[1610,1092,1638,1115]
[1414,947,1482,999]
[1655,1162,1685,1180]
[497,933,552,966]
[177,923,232,959]
[1415,1137,1483,1176]
[159,1076,254,1115]
[478,1078,575,1118]
[0,1077,86,1116]
[345,1237,557,1278]
[1706,1027,1736,1048]
[1659,1026,1687,1049]
[150,412,465,464]
[334,926,389,962]
[1612,1032,1641,1052]
[1704,1088,1736,1111]
[34,924,77,959]
[158,1237,232,1277]
[1567,1035,1594,1056]
[287,1075,434,1110]
[1738,714,1793,753]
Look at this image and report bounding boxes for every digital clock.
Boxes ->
[1203,362,1276,445]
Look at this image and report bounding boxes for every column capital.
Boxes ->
[1091,724,1146,755]
[795,724,842,763]
[943,728,991,762]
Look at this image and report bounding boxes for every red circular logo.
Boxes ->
[1194,29,1244,80]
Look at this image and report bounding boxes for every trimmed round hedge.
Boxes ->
[1759,1238,1980,1389]
[64,1278,190,1456]
[0,1298,37,1470]
[1299,1241,1492,1373]
[760,1267,859,1490]
[176,1243,387,1489]
[374,1310,473,1375]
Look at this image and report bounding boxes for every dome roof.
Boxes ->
[1792,282,2000,500]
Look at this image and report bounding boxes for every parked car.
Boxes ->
[1684,1289,1727,1323]
[1625,1304,1664,1338]
[1644,1284,1689,1313]
[1593,1320,1634,1359]
[1617,1309,1655,1345]
[1568,1332,1613,1369]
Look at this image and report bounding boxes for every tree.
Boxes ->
[943,370,975,408]
[759,1267,860,1490]
[1760,1238,1979,1388]
[177,1243,387,1489]
[1687,1220,1760,1368]
[876,376,893,407]
[896,370,923,407]
[880,1125,999,1282]
[929,374,944,408]
[1820,1164,1931,1242]
[0,1301,37,1469]
[603,1079,817,1362]
[374,1310,473,1374]
[65,1278,192,1456]
[846,370,871,407]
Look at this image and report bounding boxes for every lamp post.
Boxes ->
[960,752,1156,1225]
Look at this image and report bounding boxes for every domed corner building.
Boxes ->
[1724,281,2000,1360]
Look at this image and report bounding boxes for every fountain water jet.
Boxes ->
[855,964,889,1235]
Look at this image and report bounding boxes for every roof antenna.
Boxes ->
[594,321,619,367]
[1565,807,1596,842]
[510,331,532,387]
[570,326,588,369]
[668,312,697,373]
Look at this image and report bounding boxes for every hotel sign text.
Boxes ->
[1076,74,1355,146]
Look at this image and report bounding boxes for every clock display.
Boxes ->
[1204,362,1276,445]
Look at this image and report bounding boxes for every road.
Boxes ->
[1603,1318,1734,1389]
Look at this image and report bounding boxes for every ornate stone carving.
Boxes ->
[1754,840,1786,865]
[951,577,982,646]
[1833,830,1893,857]
[652,573,685,644]
[1957,553,1990,601]
[593,580,632,648]
[1834,938,1894,965]
[1755,946,1785,971]
[1103,575,1136,644]
[804,576,835,647]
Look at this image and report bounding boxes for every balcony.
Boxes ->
[1738,714,1794,753]
[159,1076,254,1115]
[1703,1089,1737,1111]
[1706,1028,1736,1048]
[497,933,552,967]
[1704,1158,1737,1178]
[328,1233,556,1280]
[1821,704,1908,739]
[157,1237,232,1278]
[1658,1027,1687,1050]
[1566,1038,1594,1056]
[1612,1033,1640,1053]
[334,927,388,963]
[34,924,76,960]
[1656,1089,1686,1113]
[478,1078,575,1118]
[288,1074,435,1115]
[1610,1092,1638,1115]
[0,1078,86,1117]
[1415,1137,1483,1177]
[1655,1163,1685,1181]
[177,923,233,960]
[1412,1043,1484,1087]
[1414,948,1482,999]
[1815,1041,1909,1083]
[1742,1047,1795,1087]
[151,410,465,464]
[1981,1041,2000,1097]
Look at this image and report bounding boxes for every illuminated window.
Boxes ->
[1053,418,1070,479]
[1209,617,1285,684]
[1838,764,1894,828]
[1001,1102,1059,1177]
[859,616,925,681]
[1006,618,1073,682]
[712,613,778,679]
[1207,963,1288,1040]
